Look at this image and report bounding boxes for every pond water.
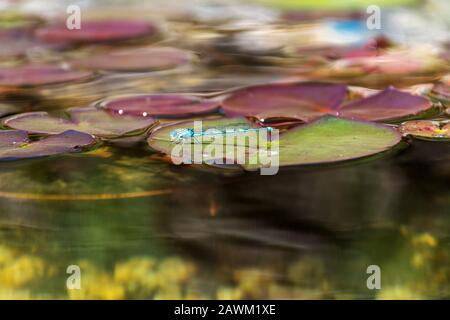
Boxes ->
[0,0,449,300]
[0,138,448,299]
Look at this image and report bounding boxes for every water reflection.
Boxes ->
[0,140,448,299]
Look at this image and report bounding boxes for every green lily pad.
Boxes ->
[3,107,158,139]
[148,118,255,156]
[274,116,402,167]
[148,116,401,170]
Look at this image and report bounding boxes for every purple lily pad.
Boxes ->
[432,81,450,101]
[339,87,432,121]
[0,130,96,161]
[70,47,195,72]
[0,65,93,87]
[35,20,158,44]
[327,49,445,75]
[222,82,432,125]
[3,107,157,139]
[0,36,37,58]
[101,94,220,118]
[222,82,347,123]
[281,10,365,23]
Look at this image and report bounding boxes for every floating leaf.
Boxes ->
[35,20,158,44]
[70,47,195,72]
[148,118,254,156]
[222,82,432,125]
[3,107,157,139]
[325,48,445,75]
[274,116,401,167]
[259,0,416,10]
[339,87,432,121]
[148,116,401,169]
[0,11,41,33]
[399,120,450,140]
[222,82,347,123]
[0,65,93,87]
[432,81,450,101]
[0,37,42,58]
[0,130,96,161]
[102,94,220,118]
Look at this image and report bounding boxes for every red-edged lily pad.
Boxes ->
[432,77,450,101]
[223,82,347,123]
[222,82,432,125]
[35,20,158,44]
[329,49,445,75]
[0,65,93,87]
[3,107,157,139]
[0,130,96,161]
[70,47,195,72]
[399,120,450,140]
[339,86,432,121]
[101,94,220,118]
[148,116,401,169]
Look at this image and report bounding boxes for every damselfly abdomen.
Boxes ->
[170,126,274,144]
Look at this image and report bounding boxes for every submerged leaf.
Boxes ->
[0,65,93,87]
[102,94,220,118]
[71,47,195,72]
[35,20,158,44]
[3,107,157,139]
[0,130,96,161]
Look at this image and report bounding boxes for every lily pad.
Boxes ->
[0,11,41,34]
[70,47,195,72]
[3,107,157,139]
[222,82,348,123]
[0,130,96,161]
[325,48,445,75]
[274,116,402,167]
[432,81,450,101]
[148,116,401,169]
[101,94,220,118]
[148,118,255,157]
[339,87,432,121]
[399,120,450,140]
[0,65,93,87]
[222,82,432,125]
[35,20,158,44]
